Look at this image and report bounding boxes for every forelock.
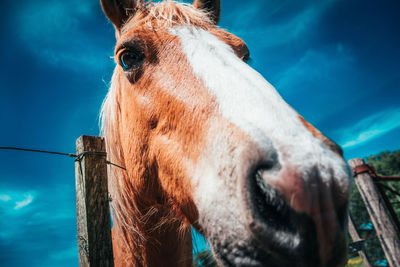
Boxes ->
[122,0,214,33]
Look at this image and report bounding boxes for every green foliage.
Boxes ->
[349,185,385,264]
[366,150,400,176]
[366,150,400,220]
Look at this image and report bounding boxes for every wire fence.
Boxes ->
[2,145,400,267]
[0,146,126,170]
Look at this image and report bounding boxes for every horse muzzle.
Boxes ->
[239,162,349,267]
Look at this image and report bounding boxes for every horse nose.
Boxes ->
[242,163,349,266]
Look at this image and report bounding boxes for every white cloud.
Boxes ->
[0,190,35,211]
[226,0,337,49]
[15,0,110,72]
[14,194,34,210]
[0,194,11,201]
[269,45,361,123]
[16,0,95,42]
[336,108,400,148]
[49,246,77,261]
[223,1,264,31]
[0,184,75,241]
[276,47,354,93]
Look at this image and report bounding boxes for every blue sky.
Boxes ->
[0,0,399,266]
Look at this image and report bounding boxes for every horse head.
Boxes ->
[100,1,351,266]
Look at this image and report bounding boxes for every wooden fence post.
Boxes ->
[348,212,372,267]
[75,135,114,267]
[349,158,400,267]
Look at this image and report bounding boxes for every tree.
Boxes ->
[367,150,400,216]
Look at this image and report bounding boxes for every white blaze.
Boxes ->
[169,25,349,200]
[170,26,317,156]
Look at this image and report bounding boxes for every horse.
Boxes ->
[99,0,351,266]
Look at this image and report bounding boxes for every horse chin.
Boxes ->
[210,234,319,267]
[212,239,347,267]
[208,204,321,266]
[204,169,347,267]
[209,219,342,267]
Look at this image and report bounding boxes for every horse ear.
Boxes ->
[100,0,136,30]
[193,0,220,24]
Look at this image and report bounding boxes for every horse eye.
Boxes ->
[119,48,145,71]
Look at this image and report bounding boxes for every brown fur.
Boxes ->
[100,1,344,266]
[297,115,343,156]
[100,2,228,265]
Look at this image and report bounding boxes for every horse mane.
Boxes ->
[100,1,212,261]
[101,70,191,263]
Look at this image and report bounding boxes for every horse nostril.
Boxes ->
[252,168,289,226]
[242,166,321,265]
[245,166,299,242]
